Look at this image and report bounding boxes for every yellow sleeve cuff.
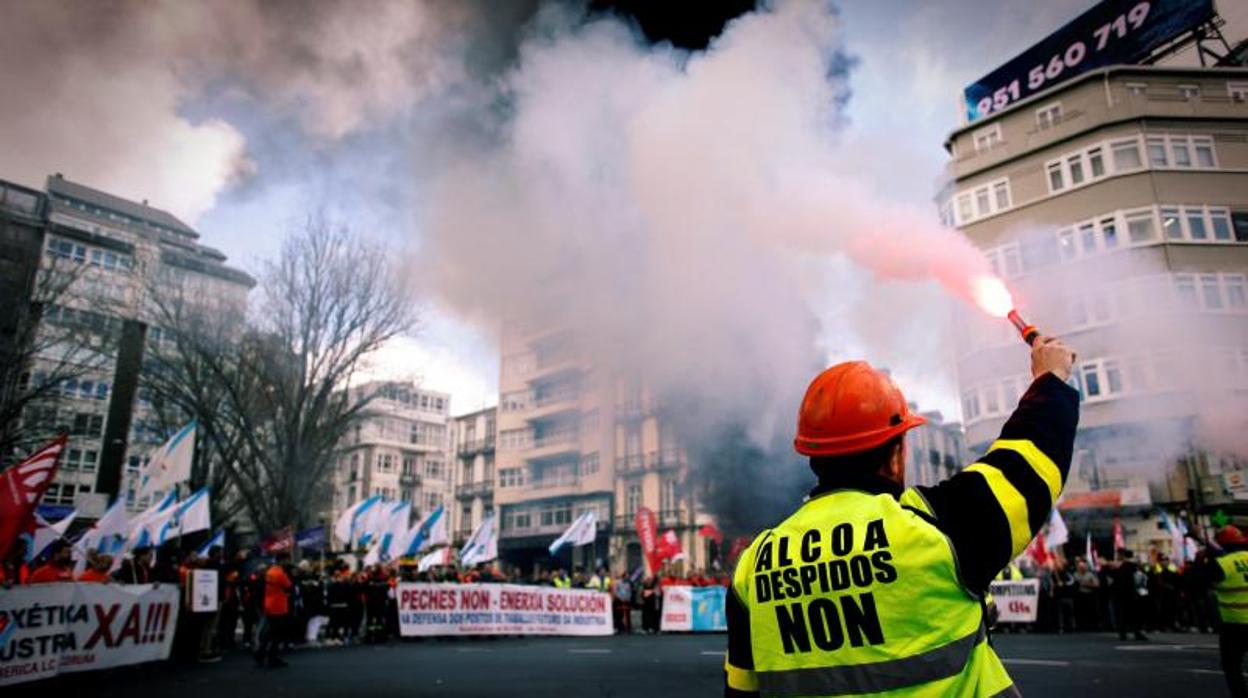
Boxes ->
[725,659,759,692]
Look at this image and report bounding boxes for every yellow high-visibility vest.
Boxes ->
[730,489,1015,697]
[1215,551,1248,625]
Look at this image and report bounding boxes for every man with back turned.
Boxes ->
[726,336,1077,697]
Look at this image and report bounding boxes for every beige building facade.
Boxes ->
[940,65,1248,537]
[450,406,496,542]
[328,382,453,538]
[494,324,716,576]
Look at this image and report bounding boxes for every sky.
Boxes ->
[3,0,1243,420]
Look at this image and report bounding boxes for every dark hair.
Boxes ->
[809,437,903,482]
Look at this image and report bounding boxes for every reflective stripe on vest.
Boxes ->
[734,490,1012,697]
[1216,551,1248,624]
[756,622,986,696]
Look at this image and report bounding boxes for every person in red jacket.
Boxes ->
[255,551,293,668]
[78,553,114,583]
[28,541,74,583]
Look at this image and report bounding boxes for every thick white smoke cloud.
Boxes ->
[422,1,990,434]
[0,0,493,222]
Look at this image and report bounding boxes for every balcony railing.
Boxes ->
[534,389,580,407]
[400,471,421,486]
[614,509,690,531]
[455,480,494,498]
[533,431,578,449]
[615,454,645,473]
[616,449,685,474]
[457,437,496,456]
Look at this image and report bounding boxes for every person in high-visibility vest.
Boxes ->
[1195,525,1248,697]
[725,336,1077,697]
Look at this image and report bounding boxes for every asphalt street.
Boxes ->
[12,632,1230,697]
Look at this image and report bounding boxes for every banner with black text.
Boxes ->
[396,583,612,637]
[0,583,179,686]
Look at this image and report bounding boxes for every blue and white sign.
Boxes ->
[660,586,727,632]
[963,0,1215,122]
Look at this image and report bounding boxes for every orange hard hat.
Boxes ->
[794,361,926,457]
[1216,525,1246,547]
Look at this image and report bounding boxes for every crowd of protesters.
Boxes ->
[2,533,733,668]
[9,527,1236,669]
[995,546,1221,639]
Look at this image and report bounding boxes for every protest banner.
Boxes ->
[659,586,727,632]
[989,579,1040,623]
[0,583,179,686]
[396,583,612,637]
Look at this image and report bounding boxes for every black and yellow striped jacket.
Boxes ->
[726,372,1079,697]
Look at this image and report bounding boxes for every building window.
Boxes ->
[499,468,524,488]
[1161,207,1182,240]
[1146,136,1168,167]
[1087,147,1105,178]
[992,180,1010,210]
[1125,82,1147,96]
[1111,139,1142,170]
[974,187,991,217]
[661,477,678,512]
[625,483,642,516]
[1178,84,1200,100]
[1124,209,1156,244]
[1230,82,1248,102]
[1193,137,1216,168]
[1047,162,1065,192]
[1035,102,1062,130]
[956,194,973,223]
[972,124,1003,152]
[581,452,599,475]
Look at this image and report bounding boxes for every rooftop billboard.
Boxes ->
[963,0,1216,123]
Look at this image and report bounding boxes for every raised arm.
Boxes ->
[902,337,1079,593]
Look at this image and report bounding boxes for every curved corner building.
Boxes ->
[940,64,1248,547]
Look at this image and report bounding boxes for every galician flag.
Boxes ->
[196,529,226,557]
[161,487,211,542]
[28,511,77,562]
[140,421,196,497]
[402,505,447,557]
[459,514,498,567]
[333,495,381,547]
[549,511,597,555]
[379,501,411,561]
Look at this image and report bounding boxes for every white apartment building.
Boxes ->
[327,382,453,545]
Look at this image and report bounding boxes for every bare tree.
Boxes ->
[148,217,416,533]
[0,244,122,464]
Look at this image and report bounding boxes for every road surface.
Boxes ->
[12,631,1228,697]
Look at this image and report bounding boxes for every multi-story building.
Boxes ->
[4,173,254,517]
[903,405,968,489]
[495,324,716,576]
[940,64,1248,547]
[327,381,453,541]
[450,407,496,542]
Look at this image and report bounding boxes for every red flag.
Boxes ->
[698,523,724,544]
[0,436,68,560]
[657,529,685,564]
[635,507,660,573]
[259,525,294,554]
[727,536,752,564]
[1026,535,1049,567]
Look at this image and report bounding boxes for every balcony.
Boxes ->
[503,516,609,540]
[455,480,494,499]
[400,471,421,486]
[457,437,496,457]
[648,449,686,470]
[614,510,689,531]
[615,454,645,474]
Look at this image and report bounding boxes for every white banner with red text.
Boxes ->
[396,583,612,637]
[0,583,179,686]
[989,579,1040,623]
[660,585,727,632]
